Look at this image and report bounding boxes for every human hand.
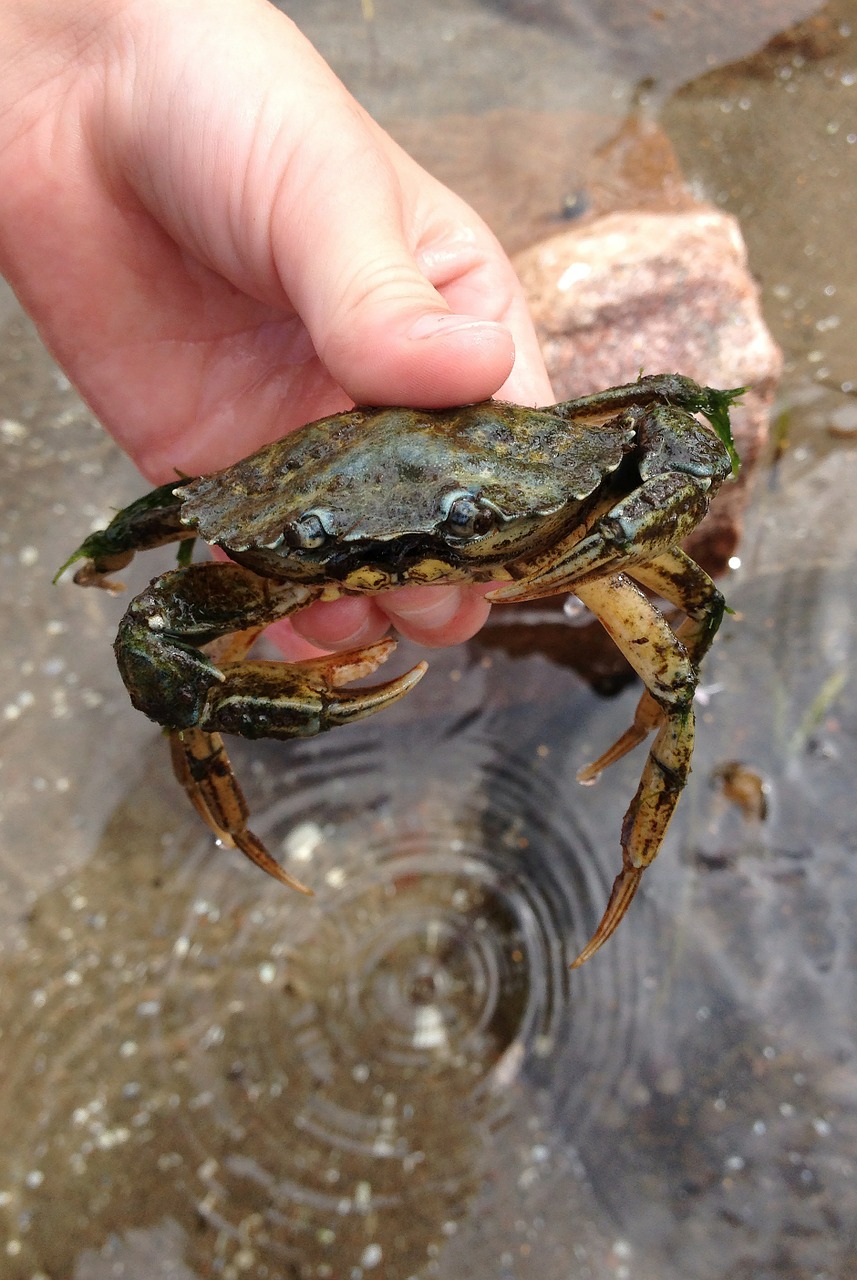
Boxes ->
[0,0,553,656]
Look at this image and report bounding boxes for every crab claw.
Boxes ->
[203,637,428,739]
[325,660,429,725]
[314,641,429,727]
[168,640,428,893]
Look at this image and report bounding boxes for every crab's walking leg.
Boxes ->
[569,572,699,967]
[167,645,426,890]
[489,400,731,608]
[117,561,426,888]
[166,625,313,892]
[485,407,729,962]
[630,547,726,670]
[55,479,192,590]
[577,548,726,779]
[169,724,315,893]
[493,548,725,965]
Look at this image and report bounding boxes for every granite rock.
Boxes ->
[514,207,783,571]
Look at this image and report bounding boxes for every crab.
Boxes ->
[58,373,740,966]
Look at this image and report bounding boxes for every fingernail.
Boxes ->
[407,312,506,342]
[387,587,462,629]
[291,598,385,651]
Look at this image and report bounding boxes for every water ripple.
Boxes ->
[0,645,655,1277]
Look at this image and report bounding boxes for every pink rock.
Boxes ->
[514,208,783,571]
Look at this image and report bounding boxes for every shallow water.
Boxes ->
[1,2,856,1278]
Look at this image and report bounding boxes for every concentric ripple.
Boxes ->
[0,644,656,1278]
[139,664,647,1272]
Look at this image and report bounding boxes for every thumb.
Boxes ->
[134,4,518,409]
[261,60,518,406]
[274,146,517,407]
[314,282,518,411]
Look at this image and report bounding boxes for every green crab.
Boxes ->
[59,373,740,966]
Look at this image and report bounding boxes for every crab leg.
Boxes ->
[166,624,311,892]
[569,573,699,966]
[490,498,727,965]
[54,478,192,590]
[167,640,427,892]
[167,624,270,871]
[498,564,694,967]
[629,547,726,671]
[489,472,713,605]
[494,540,725,964]
[575,548,726,779]
[169,725,315,893]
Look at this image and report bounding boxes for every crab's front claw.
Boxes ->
[205,638,428,739]
[168,639,427,893]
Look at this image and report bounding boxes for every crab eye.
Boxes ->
[282,511,329,550]
[440,492,499,541]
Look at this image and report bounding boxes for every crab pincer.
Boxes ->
[167,637,425,890]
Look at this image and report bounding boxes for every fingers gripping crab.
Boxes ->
[59,374,740,967]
